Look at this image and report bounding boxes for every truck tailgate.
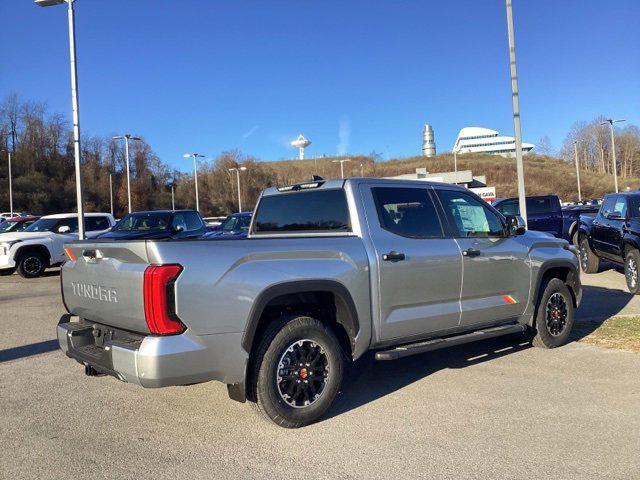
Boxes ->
[61,241,152,334]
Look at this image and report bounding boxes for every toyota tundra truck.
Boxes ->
[58,178,581,428]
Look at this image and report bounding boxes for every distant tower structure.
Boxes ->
[422,124,436,157]
[290,134,311,160]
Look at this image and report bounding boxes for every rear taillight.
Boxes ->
[143,264,185,335]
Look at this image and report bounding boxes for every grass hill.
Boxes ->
[266,153,638,203]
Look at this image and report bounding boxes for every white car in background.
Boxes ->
[0,213,115,278]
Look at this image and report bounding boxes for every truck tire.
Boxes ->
[624,249,640,295]
[248,315,344,428]
[578,235,600,274]
[17,251,47,278]
[528,278,574,349]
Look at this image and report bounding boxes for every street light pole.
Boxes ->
[109,173,113,216]
[505,0,528,227]
[453,150,458,184]
[229,167,247,212]
[171,184,175,211]
[183,153,204,212]
[332,159,351,179]
[113,134,141,213]
[600,118,626,193]
[35,0,86,238]
[573,141,582,202]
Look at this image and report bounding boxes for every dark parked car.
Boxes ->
[205,212,252,239]
[577,191,640,293]
[493,195,598,241]
[98,210,207,240]
[493,195,563,238]
[0,216,40,234]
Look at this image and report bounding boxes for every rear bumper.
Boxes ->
[57,314,247,388]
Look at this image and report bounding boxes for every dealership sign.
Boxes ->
[470,186,497,203]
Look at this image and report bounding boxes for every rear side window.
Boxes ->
[372,187,442,239]
[85,216,110,231]
[527,197,553,215]
[253,189,351,234]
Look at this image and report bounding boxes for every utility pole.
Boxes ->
[505,0,528,226]
[600,118,626,193]
[573,141,582,202]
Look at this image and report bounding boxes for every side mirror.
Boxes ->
[57,226,71,234]
[506,215,526,236]
[173,225,184,233]
[607,211,623,220]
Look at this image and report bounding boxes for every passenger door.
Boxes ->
[435,188,530,328]
[601,195,627,262]
[592,195,616,258]
[361,185,463,342]
[52,217,80,263]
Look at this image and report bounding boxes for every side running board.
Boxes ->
[375,323,527,361]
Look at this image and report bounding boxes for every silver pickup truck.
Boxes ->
[58,178,581,428]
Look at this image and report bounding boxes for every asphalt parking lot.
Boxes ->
[1,268,639,480]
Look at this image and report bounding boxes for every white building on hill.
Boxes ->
[452,127,534,157]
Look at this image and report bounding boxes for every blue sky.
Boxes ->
[1,0,639,171]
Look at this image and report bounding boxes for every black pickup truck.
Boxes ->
[577,191,640,293]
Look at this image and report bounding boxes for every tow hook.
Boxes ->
[84,364,103,377]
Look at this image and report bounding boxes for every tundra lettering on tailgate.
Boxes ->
[71,282,118,303]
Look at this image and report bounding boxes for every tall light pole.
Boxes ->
[600,118,625,193]
[112,134,141,213]
[332,159,351,179]
[573,141,582,202]
[360,163,364,177]
[0,149,13,217]
[183,153,204,211]
[171,184,175,211]
[109,173,114,216]
[35,0,86,238]
[453,150,458,184]
[505,0,528,226]
[229,166,247,212]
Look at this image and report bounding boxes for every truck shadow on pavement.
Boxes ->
[328,284,634,420]
[0,339,59,364]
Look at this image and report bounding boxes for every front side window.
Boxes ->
[495,200,519,217]
[613,196,628,218]
[372,187,442,239]
[55,217,79,233]
[437,190,505,238]
[221,214,251,233]
[254,189,351,234]
[184,212,204,231]
[24,218,59,232]
[600,195,616,217]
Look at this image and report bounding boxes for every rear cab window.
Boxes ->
[252,189,351,235]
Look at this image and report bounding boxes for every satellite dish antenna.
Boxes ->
[290,134,311,160]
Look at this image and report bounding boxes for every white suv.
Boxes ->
[0,213,115,278]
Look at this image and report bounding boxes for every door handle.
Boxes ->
[462,247,481,257]
[382,251,405,262]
